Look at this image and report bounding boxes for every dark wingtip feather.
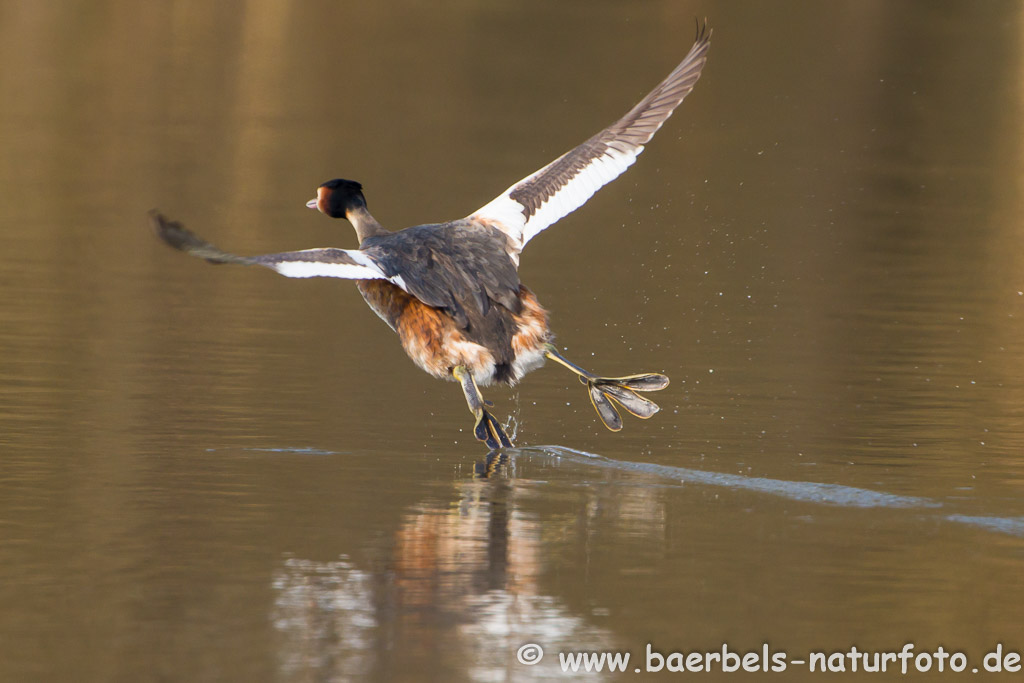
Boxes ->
[695,17,712,43]
[150,210,201,253]
[149,210,254,265]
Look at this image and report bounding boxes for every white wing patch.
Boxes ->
[149,211,407,289]
[468,25,711,257]
[268,259,386,280]
[474,145,640,252]
[255,248,407,289]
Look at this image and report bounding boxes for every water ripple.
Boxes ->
[531,446,940,509]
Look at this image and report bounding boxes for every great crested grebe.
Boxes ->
[151,25,711,450]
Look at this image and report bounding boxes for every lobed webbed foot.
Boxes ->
[544,344,669,431]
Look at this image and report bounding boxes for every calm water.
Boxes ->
[2,1,1024,681]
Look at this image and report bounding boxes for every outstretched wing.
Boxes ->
[149,210,399,285]
[468,23,711,257]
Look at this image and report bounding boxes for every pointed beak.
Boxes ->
[306,198,318,209]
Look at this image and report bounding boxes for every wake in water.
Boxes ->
[514,445,1024,538]
[212,444,1023,538]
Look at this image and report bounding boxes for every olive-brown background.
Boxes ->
[2,1,1023,681]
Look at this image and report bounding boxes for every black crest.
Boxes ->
[319,178,367,217]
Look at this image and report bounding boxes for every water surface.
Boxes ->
[1,1,1023,681]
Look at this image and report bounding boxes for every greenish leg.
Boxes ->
[454,365,513,450]
[543,343,669,431]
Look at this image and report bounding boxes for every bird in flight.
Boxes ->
[151,24,711,450]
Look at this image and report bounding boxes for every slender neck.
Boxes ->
[346,206,389,243]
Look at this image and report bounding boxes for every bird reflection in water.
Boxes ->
[270,458,622,680]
